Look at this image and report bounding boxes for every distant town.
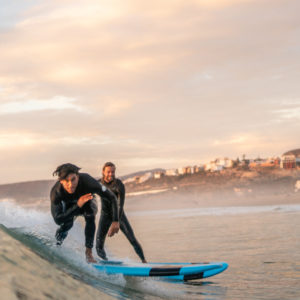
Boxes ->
[0,148,299,207]
[124,148,300,185]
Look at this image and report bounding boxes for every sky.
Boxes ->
[0,0,300,184]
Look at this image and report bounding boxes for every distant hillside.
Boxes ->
[0,180,55,202]
[124,166,300,199]
[1,167,299,208]
[284,148,300,157]
[119,168,165,180]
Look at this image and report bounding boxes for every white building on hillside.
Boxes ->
[205,161,224,172]
[165,168,178,176]
[215,158,233,168]
[177,167,185,175]
[154,171,165,179]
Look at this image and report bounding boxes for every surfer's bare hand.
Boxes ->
[107,222,120,237]
[77,193,93,208]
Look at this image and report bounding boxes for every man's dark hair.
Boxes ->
[53,163,81,180]
[102,161,116,171]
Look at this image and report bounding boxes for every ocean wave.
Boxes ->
[0,199,187,299]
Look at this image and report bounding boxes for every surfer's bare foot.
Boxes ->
[85,248,97,263]
[142,259,147,263]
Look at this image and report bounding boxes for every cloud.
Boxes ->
[0,132,36,148]
[0,0,300,183]
[0,130,114,150]
[102,99,134,116]
[213,135,249,146]
[0,96,88,115]
[273,107,300,120]
[18,0,128,27]
[271,98,300,121]
[212,134,269,154]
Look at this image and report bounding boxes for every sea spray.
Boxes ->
[0,199,186,299]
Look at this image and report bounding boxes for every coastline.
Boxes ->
[1,167,299,213]
[124,167,300,211]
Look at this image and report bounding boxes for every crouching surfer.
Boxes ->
[50,163,120,263]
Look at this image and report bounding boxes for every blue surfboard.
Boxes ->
[92,261,228,281]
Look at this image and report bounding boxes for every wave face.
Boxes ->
[0,200,189,300]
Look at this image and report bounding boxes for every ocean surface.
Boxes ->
[1,199,300,299]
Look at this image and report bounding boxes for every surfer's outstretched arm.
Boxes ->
[50,188,94,224]
[50,189,80,225]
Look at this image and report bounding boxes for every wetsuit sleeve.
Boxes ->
[97,182,119,222]
[84,174,119,222]
[118,180,125,219]
[50,188,80,225]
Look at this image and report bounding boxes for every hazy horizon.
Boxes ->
[1,0,300,184]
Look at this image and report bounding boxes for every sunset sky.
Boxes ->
[1,0,299,184]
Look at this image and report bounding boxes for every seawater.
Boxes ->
[1,199,300,299]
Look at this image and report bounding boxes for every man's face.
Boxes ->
[60,173,79,194]
[102,166,116,183]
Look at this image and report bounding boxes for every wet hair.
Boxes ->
[102,161,116,171]
[53,163,81,180]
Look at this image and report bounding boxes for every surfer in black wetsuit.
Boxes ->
[50,163,120,263]
[96,162,147,263]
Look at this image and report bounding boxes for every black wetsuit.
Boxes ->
[95,178,146,261]
[50,173,118,248]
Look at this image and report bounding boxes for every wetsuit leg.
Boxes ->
[96,212,112,259]
[82,198,98,249]
[120,213,146,262]
[55,218,74,245]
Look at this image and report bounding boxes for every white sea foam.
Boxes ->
[127,188,169,196]
[0,199,52,228]
[0,199,185,299]
[0,199,87,250]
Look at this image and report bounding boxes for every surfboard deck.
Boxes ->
[92,261,228,281]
